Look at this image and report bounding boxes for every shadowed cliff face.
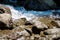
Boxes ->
[17,0,60,10]
[53,0,60,7]
[24,0,56,11]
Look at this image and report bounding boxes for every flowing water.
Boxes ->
[5,5,60,21]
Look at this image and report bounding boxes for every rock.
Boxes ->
[34,21,48,29]
[25,29,32,36]
[50,21,60,28]
[43,31,49,35]
[31,17,48,29]
[44,28,60,35]
[55,21,60,28]
[39,17,58,28]
[24,21,33,25]
[13,18,27,28]
[0,4,13,30]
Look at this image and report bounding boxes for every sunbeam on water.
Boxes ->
[5,5,55,21]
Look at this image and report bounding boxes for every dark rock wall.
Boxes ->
[0,0,60,10]
[53,0,60,7]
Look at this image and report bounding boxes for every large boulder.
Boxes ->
[0,4,13,30]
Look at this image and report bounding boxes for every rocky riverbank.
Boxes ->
[0,4,60,40]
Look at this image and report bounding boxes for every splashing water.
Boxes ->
[5,5,54,21]
[5,5,35,21]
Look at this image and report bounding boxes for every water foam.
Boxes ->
[5,5,35,21]
[5,5,53,21]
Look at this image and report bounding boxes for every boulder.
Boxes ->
[13,18,27,28]
[0,4,13,30]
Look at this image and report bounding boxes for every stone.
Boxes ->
[39,17,58,28]
[13,18,27,28]
[0,4,13,30]
[50,21,60,28]
[44,28,60,35]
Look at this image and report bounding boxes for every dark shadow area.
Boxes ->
[53,37,60,40]
[0,21,13,30]
[53,0,60,7]
[32,26,48,34]
[0,0,60,11]
[0,9,5,14]
[25,21,33,25]
[43,32,49,35]
[32,26,43,34]
[25,29,32,36]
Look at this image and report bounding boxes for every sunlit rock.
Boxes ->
[24,0,56,11]
[13,18,27,28]
[55,21,60,28]
[39,17,59,28]
[0,4,13,30]
[45,28,60,35]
